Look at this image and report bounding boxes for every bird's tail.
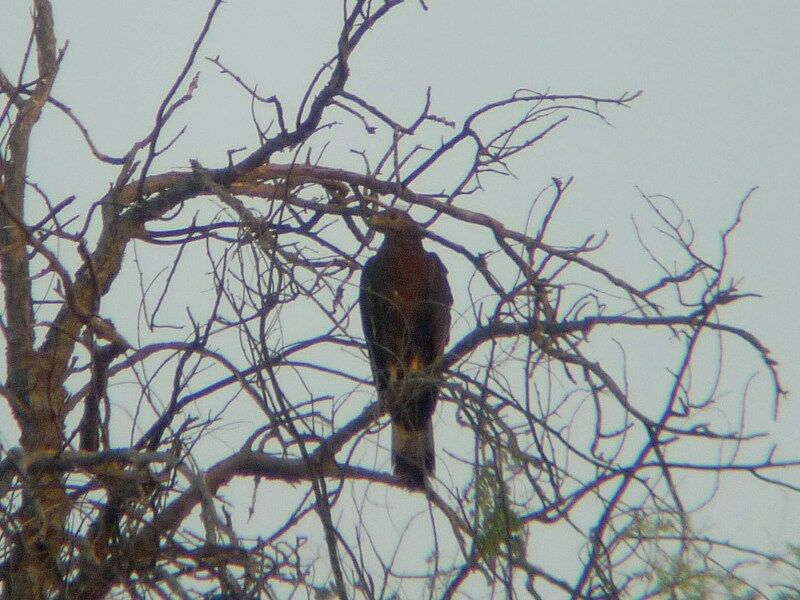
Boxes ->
[392,420,434,489]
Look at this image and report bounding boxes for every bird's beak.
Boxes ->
[366,214,389,230]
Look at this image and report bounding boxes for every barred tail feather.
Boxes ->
[392,420,434,489]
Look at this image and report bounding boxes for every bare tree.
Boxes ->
[0,2,793,598]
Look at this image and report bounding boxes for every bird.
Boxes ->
[359,208,452,489]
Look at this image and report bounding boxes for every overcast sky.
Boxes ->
[2,1,799,596]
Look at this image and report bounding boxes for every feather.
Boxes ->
[360,210,452,489]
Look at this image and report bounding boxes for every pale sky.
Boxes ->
[2,1,799,597]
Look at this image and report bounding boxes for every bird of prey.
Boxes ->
[359,208,452,489]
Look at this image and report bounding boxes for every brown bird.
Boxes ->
[359,208,452,489]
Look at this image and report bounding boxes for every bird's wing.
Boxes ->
[416,252,453,363]
[360,254,391,391]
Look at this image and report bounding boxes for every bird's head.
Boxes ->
[367,208,423,239]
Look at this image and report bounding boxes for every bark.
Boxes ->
[0,2,71,597]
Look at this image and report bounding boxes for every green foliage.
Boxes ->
[620,511,758,599]
[473,462,524,567]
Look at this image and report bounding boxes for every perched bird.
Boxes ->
[359,208,452,489]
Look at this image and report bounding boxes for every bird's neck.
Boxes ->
[383,234,424,256]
